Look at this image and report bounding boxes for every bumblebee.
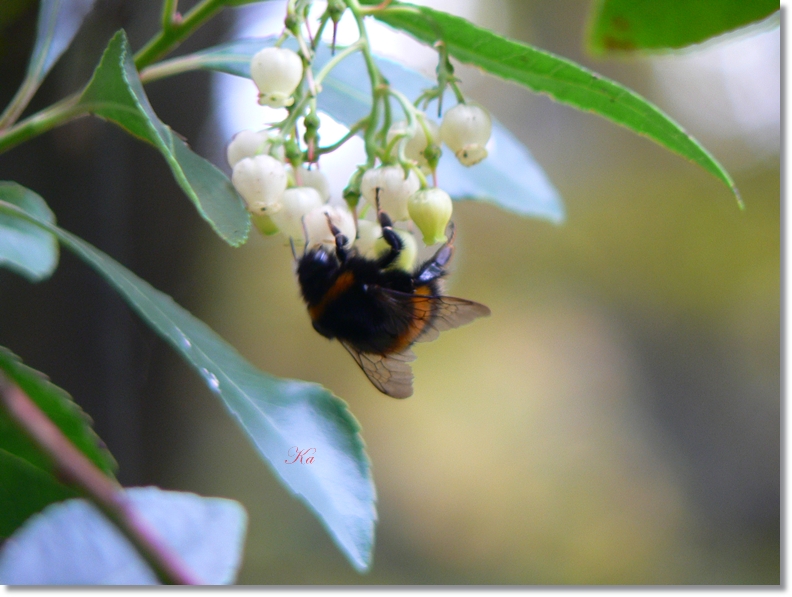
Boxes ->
[296,203,490,398]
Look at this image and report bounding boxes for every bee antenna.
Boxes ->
[300,214,309,252]
[289,236,298,261]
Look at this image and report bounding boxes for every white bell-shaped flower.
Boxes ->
[270,186,324,242]
[289,166,331,201]
[360,165,420,221]
[226,130,279,168]
[250,47,303,108]
[302,204,356,250]
[354,219,383,257]
[231,155,288,214]
[439,103,492,166]
[407,187,453,245]
[387,118,440,170]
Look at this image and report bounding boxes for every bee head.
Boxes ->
[296,245,341,306]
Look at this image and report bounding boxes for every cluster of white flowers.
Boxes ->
[228,45,493,271]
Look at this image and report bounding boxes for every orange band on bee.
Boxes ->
[308,270,356,321]
[388,285,435,353]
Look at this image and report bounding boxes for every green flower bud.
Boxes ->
[251,213,280,236]
[343,184,361,210]
[360,165,420,221]
[440,103,492,166]
[284,137,302,162]
[407,187,453,245]
[327,0,345,22]
[251,47,303,108]
[231,155,288,214]
[374,229,418,272]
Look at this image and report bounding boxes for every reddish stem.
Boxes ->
[0,373,199,585]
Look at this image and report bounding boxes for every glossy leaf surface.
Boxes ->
[588,0,779,53]
[0,487,247,585]
[0,181,58,281]
[79,30,249,246]
[0,196,376,572]
[367,2,740,204]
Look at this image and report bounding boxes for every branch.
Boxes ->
[0,372,199,585]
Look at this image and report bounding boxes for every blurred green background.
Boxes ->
[0,0,779,585]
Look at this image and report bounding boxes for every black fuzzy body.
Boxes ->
[297,248,441,355]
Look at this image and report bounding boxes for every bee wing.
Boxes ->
[420,295,491,336]
[340,340,416,398]
[378,289,491,344]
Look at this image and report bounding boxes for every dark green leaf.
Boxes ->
[0,487,248,585]
[0,345,117,478]
[588,0,779,53]
[79,30,250,246]
[0,181,58,281]
[0,196,376,573]
[153,37,564,221]
[0,449,77,539]
[367,2,741,205]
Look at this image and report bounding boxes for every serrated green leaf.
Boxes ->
[0,181,58,281]
[79,30,250,246]
[0,487,248,585]
[0,345,117,479]
[366,2,741,205]
[0,449,78,539]
[588,0,779,53]
[0,194,376,573]
[0,0,95,127]
[148,37,563,222]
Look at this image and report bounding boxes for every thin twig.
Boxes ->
[0,372,199,585]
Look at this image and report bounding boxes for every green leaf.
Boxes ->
[0,181,58,281]
[0,449,78,539]
[78,30,250,246]
[26,0,96,83]
[0,194,376,573]
[588,0,779,53]
[0,345,117,479]
[0,0,95,127]
[149,37,564,222]
[367,2,741,205]
[0,487,248,585]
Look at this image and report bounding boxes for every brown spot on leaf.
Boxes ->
[611,15,630,31]
[602,36,636,51]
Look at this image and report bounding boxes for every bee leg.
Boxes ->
[375,189,403,268]
[415,222,455,284]
[325,213,350,262]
